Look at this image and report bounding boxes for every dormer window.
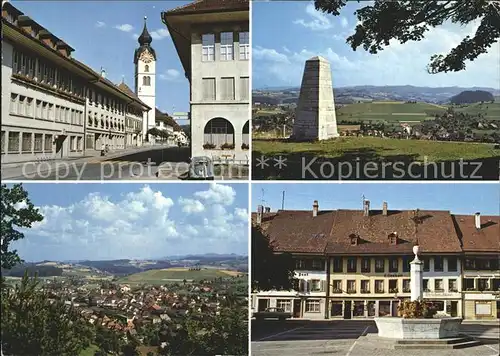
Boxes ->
[349,233,359,246]
[388,232,398,245]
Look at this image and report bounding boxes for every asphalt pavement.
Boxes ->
[251,320,500,356]
[2,147,190,180]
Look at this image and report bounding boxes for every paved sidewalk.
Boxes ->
[1,146,166,180]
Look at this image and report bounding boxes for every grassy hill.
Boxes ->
[119,268,244,285]
[336,101,446,122]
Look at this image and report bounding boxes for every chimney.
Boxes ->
[363,200,370,217]
[313,200,319,217]
[256,205,263,225]
[382,202,388,216]
[101,67,106,79]
[265,207,271,213]
[475,212,481,230]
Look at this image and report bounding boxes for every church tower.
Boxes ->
[134,16,156,140]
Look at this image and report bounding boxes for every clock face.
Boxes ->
[140,50,154,63]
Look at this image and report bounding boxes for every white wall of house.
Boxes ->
[136,55,155,140]
[190,28,249,162]
[1,41,85,163]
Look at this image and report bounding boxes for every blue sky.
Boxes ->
[252,183,500,215]
[12,1,190,117]
[253,1,500,89]
[11,183,249,262]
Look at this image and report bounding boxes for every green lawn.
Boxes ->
[79,344,100,356]
[119,268,243,285]
[253,136,498,162]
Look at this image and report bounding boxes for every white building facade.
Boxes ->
[1,2,150,163]
[252,258,329,320]
[421,255,463,317]
[134,17,156,141]
[162,0,250,162]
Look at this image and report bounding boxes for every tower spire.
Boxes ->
[138,15,152,46]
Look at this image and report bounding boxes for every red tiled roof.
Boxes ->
[453,215,500,253]
[256,210,336,254]
[253,208,466,255]
[165,0,249,15]
[326,209,462,254]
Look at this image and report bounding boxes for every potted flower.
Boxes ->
[220,143,235,150]
[241,143,249,150]
[203,143,216,149]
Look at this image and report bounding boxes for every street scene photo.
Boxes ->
[1,182,249,355]
[252,1,500,180]
[1,0,250,180]
[251,183,499,356]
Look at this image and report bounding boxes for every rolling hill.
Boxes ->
[118,267,244,285]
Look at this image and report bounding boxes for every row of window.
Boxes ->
[125,117,142,131]
[275,299,322,313]
[10,93,84,126]
[0,131,82,153]
[296,257,499,274]
[12,49,144,114]
[12,49,84,97]
[87,111,125,132]
[329,256,459,273]
[464,278,500,291]
[331,278,460,294]
[202,76,249,101]
[201,32,250,62]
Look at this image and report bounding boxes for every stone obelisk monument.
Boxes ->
[292,56,339,141]
[410,245,423,301]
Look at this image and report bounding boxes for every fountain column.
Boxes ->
[410,245,423,301]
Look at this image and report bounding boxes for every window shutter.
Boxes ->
[321,280,325,292]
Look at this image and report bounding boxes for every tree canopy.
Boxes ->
[314,0,500,73]
[251,225,296,292]
[1,184,44,270]
[1,273,94,355]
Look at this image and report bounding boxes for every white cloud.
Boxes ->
[340,17,348,29]
[234,208,248,222]
[95,21,106,28]
[150,28,170,40]
[194,183,236,206]
[178,198,205,214]
[254,20,500,88]
[294,3,333,31]
[15,184,248,260]
[115,24,134,33]
[159,69,181,81]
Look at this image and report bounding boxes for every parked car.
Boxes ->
[186,156,214,180]
[253,308,292,321]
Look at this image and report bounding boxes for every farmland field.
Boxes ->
[336,101,446,122]
[119,268,245,285]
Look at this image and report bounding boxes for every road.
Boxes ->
[251,320,500,356]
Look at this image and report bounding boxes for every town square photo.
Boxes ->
[252,1,500,180]
[1,0,250,180]
[251,182,500,356]
[1,182,249,355]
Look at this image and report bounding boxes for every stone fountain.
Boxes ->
[373,245,479,349]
